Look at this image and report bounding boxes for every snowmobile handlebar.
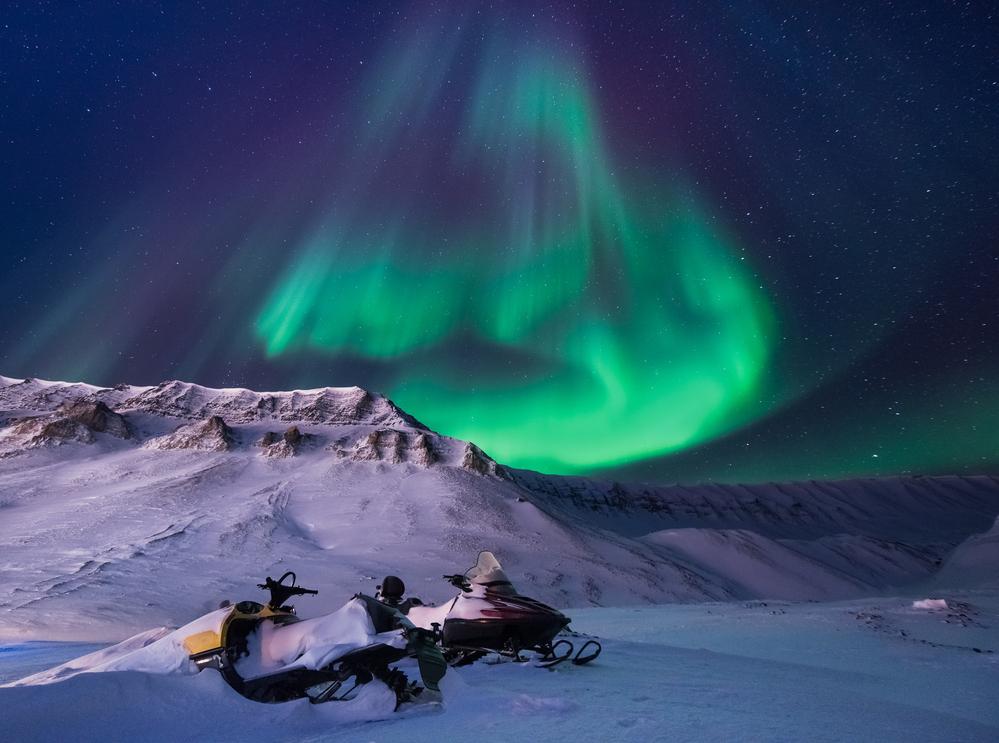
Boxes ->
[444,573,471,592]
[258,571,319,609]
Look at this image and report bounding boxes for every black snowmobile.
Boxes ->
[182,572,447,707]
[405,552,601,667]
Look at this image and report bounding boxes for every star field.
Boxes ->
[1,1,996,482]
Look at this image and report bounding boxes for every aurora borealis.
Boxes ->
[254,18,775,471]
[2,2,997,483]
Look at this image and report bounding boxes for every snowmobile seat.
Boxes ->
[378,575,406,605]
[376,576,424,614]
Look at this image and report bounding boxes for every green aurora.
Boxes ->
[254,28,777,473]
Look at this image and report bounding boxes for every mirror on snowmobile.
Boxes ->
[257,571,318,610]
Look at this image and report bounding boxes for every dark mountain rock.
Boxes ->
[8,416,95,447]
[143,415,237,452]
[462,442,504,477]
[258,425,317,458]
[58,400,131,439]
[346,428,439,466]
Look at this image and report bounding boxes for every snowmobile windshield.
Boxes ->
[465,551,516,594]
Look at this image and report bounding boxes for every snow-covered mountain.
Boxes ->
[1,375,997,641]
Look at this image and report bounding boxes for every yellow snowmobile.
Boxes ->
[182,572,446,707]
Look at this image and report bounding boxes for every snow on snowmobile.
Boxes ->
[405,552,601,667]
[182,571,447,707]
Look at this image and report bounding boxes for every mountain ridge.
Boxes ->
[0,376,426,428]
[1,375,997,641]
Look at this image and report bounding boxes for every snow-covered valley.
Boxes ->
[1,376,997,741]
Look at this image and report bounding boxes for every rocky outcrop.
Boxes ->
[0,397,134,456]
[2,416,95,449]
[461,442,503,477]
[409,433,437,467]
[142,415,237,452]
[58,400,131,439]
[339,429,439,466]
[258,426,317,458]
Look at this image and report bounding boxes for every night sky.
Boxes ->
[2,2,997,484]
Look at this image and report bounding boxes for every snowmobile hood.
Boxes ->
[183,601,299,659]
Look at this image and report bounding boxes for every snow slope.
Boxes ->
[2,376,998,640]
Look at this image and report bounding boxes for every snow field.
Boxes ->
[2,594,996,742]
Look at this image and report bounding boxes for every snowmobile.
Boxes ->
[182,571,447,707]
[405,552,601,667]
